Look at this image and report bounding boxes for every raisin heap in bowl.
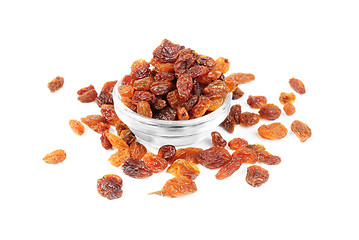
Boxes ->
[117,39,240,120]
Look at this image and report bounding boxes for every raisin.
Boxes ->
[229,104,242,124]
[191,95,211,118]
[215,157,243,180]
[211,131,227,147]
[96,81,117,107]
[150,58,175,72]
[154,71,175,82]
[43,149,66,164]
[202,80,229,99]
[158,145,177,163]
[174,48,197,75]
[226,73,255,84]
[153,39,184,63]
[232,148,258,164]
[167,159,200,180]
[184,95,198,111]
[246,165,269,187]
[228,138,248,150]
[100,132,113,150]
[289,78,306,94]
[279,92,296,104]
[291,120,312,142]
[239,112,260,127]
[121,97,137,112]
[48,76,64,93]
[97,174,123,200]
[224,77,238,92]
[177,107,189,120]
[77,84,97,103]
[258,104,281,120]
[131,91,155,104]
[150,81,175,96]
[119,129,136,145]
[196,55,215,68]
[211,57,230,74]
[197,147,231,169]
[137,101,153,118]
[133,76,153,91]
[69,119,85,136]
[208,97,225,111]
[108,148,130,167]
[154,106,177,120]
[115,119,129,136]
[153,97,167,110]
[100,104,119,126]
[220,115,235,133]
[283,103,296,116]
[149,176,197,198]
[176,73,193,101]
[246,144,266,153]
[258,122,288,140]
[81,115,110,134]
[121,74,134,86]
[192,78,202,96]
[142,152,168,173]
[167,89,185,109]
[232,87,244,100]
[131,59,150,80]
[172,147,203,164]
[187,65,210,78]
[121,158,153,178]
[105,132,129,149]
[129,141,147,159]
[257,151,281,165]
[247,95,267,109]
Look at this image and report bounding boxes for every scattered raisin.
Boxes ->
[258,122,288,140]
[108,148,130,167]
[246,165,269,187]
[226,73,255,84]
[215,157,243,180]
[257,151,281,165]
[150,176,197,198]
[197,147,231,169]
[97,174,123,200]
[279,92,296,104]
[48,76,64,93]
[158,145,177,163]
[229,104,242,124]
[167,159,200,180]
[289,78,306,94]
[121,158,153,179]
[211,131,227,147]
[100,132,113,150]
[247,95,267,109]
[291,120,312,142]
[69,119,85,136]
[105,132,128,149]
[77,84,97,103]
[172,147,203,164]
[232,87,244,100]
[221,115,236,133]
[239,112,260,127]
[129,141,147,159]
[81,115,110,134]
[100,104,119,126]
[142,152,168,173]
[43,149,66,164]
[119,129,136,146]
[232,148,258,164]
[228,138,248,150]
[258,104,281,120]
[96,80,117,107]
[283,103,296,116]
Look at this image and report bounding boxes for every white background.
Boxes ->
[1,0,358,239]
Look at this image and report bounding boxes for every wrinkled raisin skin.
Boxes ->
[216,157,243,180]
[69,119,85,136]
[158,145,177,163]
[283,103,296,116]
[246,165,269,187]
[167,159,200,180]
[259,104,281,121]
[150,176,197,198]
[291,120,312,142]
[239,112,260,127]
[289,78,306,94]
[122,158,153,178]
[97,174,123,200]
[211,131,227,147]
[48,76,64,93]
[247,95,267,109]
[197,147,231,169]
[43,149,66,164]
[258,123,288,140]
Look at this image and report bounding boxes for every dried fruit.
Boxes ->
[167,159,200,180]
[118,85,134,98]
[77,84,97,103]
[232,87,244,100]
[43,149,66,164]
[153,39,184,63]
[129,141,147,159]
[246,165,269,187]
[142,152,168,173]
[108,148,130,167]
[257,151,281,165]
[228,138,248,150]
[191,95,211,118]
[69,119,85,136]
[150,81,175,96]
[132,90,156,104]
[96,80,117,107]
[158,145,177,163]
[226,73,255,84]
[174,48,197,75]
[232,148,258,164]
[48,76,64,93]
[291,120,312,142]
[97,174,123,200]
[100,132,113,150]
[166,89,185,109]
[202,80,229,99]
[115,119,129,136]
[177,107,189,120]
[229,104,242,124]
[247,95,267,109]
[211,131,227,147]
[133,76,153,91]
[131,59,150,80]
[105,132,128,149]
[172,147,202,164]
[137,101,153,118]
[258,122,288,140]
[221,115,236,133]
[279,92,296,104]
[289,78,306,94]
[176,73,193,101]
[121,158,153,178]
[239,112,260,127]
[119,129,136,145]
[216,157,243,180]
[149,176,197,198]
[197,147,231,169]
[154,106,177,120]
[246,144,266,153]
[100,104,119,126]
[258,104,281,120]
[283,103,296,116]
[154,71,175,82]
[81,115,110,134]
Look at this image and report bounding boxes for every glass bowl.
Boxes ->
[113,81,232,147]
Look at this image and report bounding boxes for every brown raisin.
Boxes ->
[246,165,269,187]
[137,101,153,118]
[229,104,242,124]
[232,148,258,164]
[239,112,260,127]
[150,81,175,96]
[215,157,243,180]
[232,87,244,100]
[257,151,281,165]
[77,84,95,95]
[187,65,210,78]
[289,78,306,94]
[291,120,312,142]
[167,159,200,180]
[247,95,267,109]
[131,59,150,80]
[133,76,153,91]
[153,97,167,110]
[202,80,229,99]
[154,106,177,120]
[81,115,110,134]
[196,55,215,68]
[183,95,198,111]
[115,119,129,136]
[108,148,130,167]
[191,95,211,118]
[100,132,113,150]
[100,104,119,126]
[149,176,197,198]
[166,89,184,109]
[154,71,175,82]
[172,147,202,164]
[131,91,155,104]
[97,174,123,200]
[150,58,175,72]
[176,73,193,101]
[246,144,266,153]
[77,84,97,103]
[279,92,296,104]
[177,107,189,120]
[153,39,184,63]
[96,81,117,107]
[211,57,230,74]
[258,104,282,120]
[119,129,136,146]
[158,145,177,163]
[129,141,147,159]
[197,147,231,169]
[43,149,66,164]
[121,158,153,178]
[208,97,225,111]
[228,138,248,150]
[69,119,85,136]
[220,115,235,133]
[283,103,296,116]
[105,132,128,149]
[121,74,135,86]
[211,131,227,147]
[48,76,64,93]
[226,73,255,84]
[142,152,168,173]
[174,48,197,75]
[258,122,288,140]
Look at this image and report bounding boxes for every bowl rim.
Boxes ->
[113,81,232,127]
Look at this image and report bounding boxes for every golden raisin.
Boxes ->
[69,119,85,136]
[215,157,243,180]
[149,176,197,198]
[108,148,130,167]
[247,95,267,109]
[129,141,147,159]
[283,103,296,116]
[225,73,255,84]
[211,131,227,147]
[232,148,258,164]
[142,152,168,173]
[258,122,288,140]
[81,115,110,134]
[137,101,153,118]
[48,76,64,93]
[43,149,66,164]
[246,165,269,187]
[289,78,306,94]
[100,104,119,126]
[228,138,248,150]
[239,112,260,127]
[279,92,296,104]
[291,120,312,142]
[167,159,200,180]
[172,147,203,164]
[105,132,128,149]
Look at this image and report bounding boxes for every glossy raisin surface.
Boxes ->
[97,174,123,200]
[258,123,288,140]
[289,78,306,94]
[211,131,227,147]
[48,76,64,93]
[121,158,153,178]
[259,104,281,120]
[246,165,269,187]
[197,147,231,169]
[291,120,312,142]
[150,176,197,198]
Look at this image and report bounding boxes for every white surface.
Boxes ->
[1,0,358,239]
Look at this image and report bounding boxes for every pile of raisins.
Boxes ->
[44,40,312,200]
